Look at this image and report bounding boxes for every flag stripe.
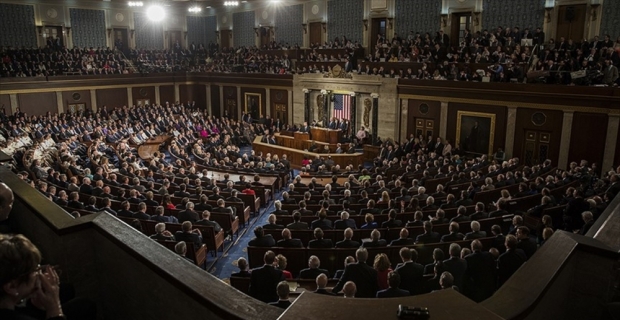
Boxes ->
[333,94,351,120]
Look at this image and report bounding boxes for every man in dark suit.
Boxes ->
[441,222,465,242]
[489,199,510,218]
[442,243,468,290]
[174,221,203,248]
[195,210,223,233]
[389,228,414,246]
[299,255,330,279]
[362,229,387,248]
[263,214,285,230]
[376,272,410,298]
[249,251,286,303]
[515,226,537,260]
[451,205,471,223]
[149,222,175,241]
[231,257,251,278]
[490,224,506,253]
[268,281,292,309]
[286,211,309,230]
[178,202,199,223]
[381,209,402,229]
[308,228,334,248]
[563,189,589,231]
[498,235,526,286]
[248,226,276,247]
[464,240,496,302]
[132,202,151,220]
[314,274,336,295]
[469,202,488,221]
[332,248,379,298]
[415,221,441,244]
[79,177,93,195]
[395,247,425,295]
[276,228,303,248]
[311,211,333,230]
[335,228,360,248]
[334,211,357,231]
[464,221,487,240]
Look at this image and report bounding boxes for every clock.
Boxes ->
[531,112,547,126]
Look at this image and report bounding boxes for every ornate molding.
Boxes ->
[370,93,379,98]
[323,65,352,79]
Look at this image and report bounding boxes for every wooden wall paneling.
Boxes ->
[193,84,206,109]
[223,86,238,119]
[131,86,156,106]
[18,92,57,116]
[210,85,221,118]
[513,108,563,167]
[159,85,175,105]
[270,89,288,124]
[96,88,128,109]
[615,121,620,170]
[179,84,193,106]
[0,94,12,115]
[61,90,91,112]
[446,103,507,155]
[407,99,441,141]
[568,112,608,169]
[240,87,266,119]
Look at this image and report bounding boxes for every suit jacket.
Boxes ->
[276,238,304,248]
[381,219,403,229]
[308,238,334,248]
[362,239,387,248]
[441,232,465,242]
[334,219,357,230]
[376,287,411,298]
[248,235,276,247]
[464,231,487,240]
[415,232,441,244]
[395,261,425,295]
[311,218,333,230]
[517,238,537,260]
[335,239,360,248]
[314,288,336,295]
[497,249,526,285]
[178,209,199,223]
[299,267,329,279]
[389,238,414,246]
[268,300,292,309]
[286,221,309,230]
[464,251,496,302]
[249,265,285,303]
[174,231,202,247]
[195,219,222,233]
[443,257,467,290]
[332,262,379,298]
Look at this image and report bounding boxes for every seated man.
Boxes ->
[149,222,175,241]
[174,221,202,247]
[464,220,487,240]
[389,228,414,246]
[248,226,276,247]
[268,281,292,309]
[249,251,285,303]
[263,214,285,230]
[335,228,361,248]
[376,271,410,298]
[308,228,334,248]
[314,274,335,295]
[299,255,330,279]
[362,229,387,247]
[276,228,303,248]
[195,210,223,233]
[231,257,251,278]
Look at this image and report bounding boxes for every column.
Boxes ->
[602,114,620,176]
[504,106,518,159]
[174,84,180,103]
[155,85,161,105]
[303,89,310,123]
[322,90,329,126]
[236,86,242,121]
[349,92,357,141]
[219,86,224,117]
[205,84,212,116]
[400,99,408,142]
[90,89,97,111]
[56,92,64,114]
[9,94,18,114]
[287,90,293,125]
[127,87,133,107]
[265,89,271,117]
[371,93,379,145]
[558,110,574,170]
[439,101,448,140]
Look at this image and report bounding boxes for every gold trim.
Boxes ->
[456,111,496,156]
[398,94,613,114]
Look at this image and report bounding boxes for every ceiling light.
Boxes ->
[206,6,212,8]
[224,1,239,6]
[128,1,143,7]
[188,6,202,13]
[146,5,165,22]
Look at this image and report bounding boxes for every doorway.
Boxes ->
[220,30,231,49]
[522,130,551,166]
[556,4,586,42]
[169,30,182,51]
[272,103,287,125]
[412,118,435,142]
[371,18,387,50]
[43,26,64,49]
[259,27,271,47]
[309,22,322,46]
[450,13,472,48]
[113,28,129,53]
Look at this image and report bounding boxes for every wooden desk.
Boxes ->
[275,134,350,154]
[253,136,363,170]
[311,127,342,144]
[138,135,171,160]
[280,289,503,320]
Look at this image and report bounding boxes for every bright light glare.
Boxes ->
[147,5,165,22]
[188,6,202,13]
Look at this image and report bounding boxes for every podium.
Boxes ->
[310,127,342,144]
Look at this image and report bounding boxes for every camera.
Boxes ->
[397,305,430,319]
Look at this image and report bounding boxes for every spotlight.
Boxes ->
[224,1,239,6]
[188,6,202,13]
[128,1,143,7]
[146,5,165,22]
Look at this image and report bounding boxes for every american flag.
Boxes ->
[333,94,351,120]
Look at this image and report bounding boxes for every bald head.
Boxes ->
[0,182,14,221]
